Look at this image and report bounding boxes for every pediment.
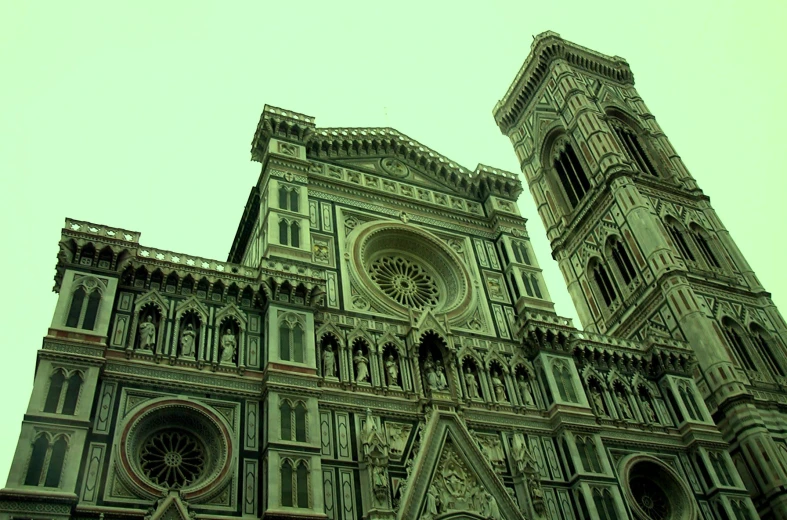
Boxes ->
[397,413,523,520]
[148,491,192,520]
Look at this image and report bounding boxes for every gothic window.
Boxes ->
[97,246,113,269]
[592,488,619,520]
[722,318,756,371]
[281,459,310,508]
[665,219,696,262]
[24,434,68,487]
[278,184,300,212]
[509,273,521,300]
[608,237,638,285]
[665,385,685,424]
[731,499,755,520]
[577,436,602,473]
[295,402,307,442]
[612,124,657,176]
[561,437,576,475]
[688,225,721,268]
[65,278,102,330]
[280,399,307,442]
[44,369,82,415]
[694,453,713,489]
[553,141,591,209]
[512,241,531,265]
[280,400,292,441]
[552,361,577,403]
[530,274,542,298]
[538,365,553,405]
[589,259,618,307]
[749,324,785,377]
[679,383,702,421]
[279,315,305,362]
[711,453,733,486]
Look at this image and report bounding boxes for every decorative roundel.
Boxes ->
[117,398,234,501]
[380,158,410,178]
[619,455,698,520]
[348,221,474,319]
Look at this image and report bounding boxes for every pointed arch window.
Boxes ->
[552,361,577,403]
[509,273,521,300]
[577,436,602,473]
[44,369,82,415]
[279,316,305,362]
[530,274,542,298]
[553,141,591,209]
[281,459,309,508]
[593,488,619,520]
[512,241,531,265]
[750,325,785,377]
[280,400,292,441]
[590,260,618,307]
[612,125,657,176]
[711,453,733,486]
[280,219,300,248]
[295,402,307,442]
[65,279,102,330]
[278,184,300,212]
[24,434,68,487]
[665,220,696,262]
[296,461,309,507]
[281,459,294,507]
[281,399,308,443]
[609,238,638,285]
[690,226,721,268]
[722,319,756,371]
[679,383,702,421]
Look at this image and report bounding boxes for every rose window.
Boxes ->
[630,475,670,520]
[140,429,206,488]
[369,256,439,309]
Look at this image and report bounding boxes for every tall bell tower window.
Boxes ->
[65,278,102,330]
[278,185,300,212]
[721,319,755,371]
[612,125,657,176]
[750,325,785,378]
[590,260,618,307]
[665,220,695,262]
[553,142,591,209]
[279,219,300,248]
[609,238,638,285]
[689,226,721,268]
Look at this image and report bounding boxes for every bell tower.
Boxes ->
[495,31,787,517]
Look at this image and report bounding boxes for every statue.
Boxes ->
[138,315,156,350]
[425,484,440,518]
[618,392,632,419]
[361,408,387,459]
[436,362,448,391]
[517,373,534,406]
[354,350,369,383]
[465,367,480,399]
[642,399,658,423]
[322,346,336,377]
[385,354,399,386]
[372,463,388,495]
[512,434,538,475]
[481,491,501,520]
[491,371,507,402]
[592,388,607,416]
[220,328,236,363]
[180,323,196,357]
[424,352,438,390]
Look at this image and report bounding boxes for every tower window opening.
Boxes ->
[690,228,721,268]
[665,222,696,262]
[750,325,785,378]
[722,319,756,371]
[591,262,618,307]
[530,274,542,298]
[613,126,657,176]
[610,239,638,285]
[553,142,591,209]
[278,184,300,212]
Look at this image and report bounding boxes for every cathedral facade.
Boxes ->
[1,32,783,520]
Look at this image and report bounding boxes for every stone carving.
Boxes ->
[385,422,412,459]
[465,368,480,400]
[354,350,370,383]
[424,353,438,391]
[592,388,607,416]
[323,346,337,378]
[436,362,448,391]
[517,374,534,406]
[617,391,633,420]
[362,409,390,508]
[475,433,506,473]
[491,371,507,402]
[180,324,196,357]
[220,329,236,364]
[385,355,400,387]
[511,433,544,514]
[313,243,329,264]
[641,399,658,423]
[139,315,156,350]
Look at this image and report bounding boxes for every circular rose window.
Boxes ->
[140,429,206,488]
[369,256,439,309]
[619,455,697,520]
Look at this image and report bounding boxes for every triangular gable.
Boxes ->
[174,295,209,321]
[397,413,523,520]
[134,289,168,315]
[149,491,192,520]
[215,302,248,328]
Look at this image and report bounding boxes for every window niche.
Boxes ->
[43,369,83,415]
[174,310,203,361]
[280,458,310,508]
[279,219,301,248]
[721,318,756,372]
[216,317,241,366]
[278,183,300,213]
[550,358,579,404]
[24,433,68,488]
[419,332,450,396]
[606,236,638,288]
[279,313,305,363]
[65,276,104,330]
[550,138,592,211]
[351,338,372,385]
[610,121,658,176]
[279,398,308,443]
[588,258,618,309]
[461,357,484,402]
[749,324,785,378]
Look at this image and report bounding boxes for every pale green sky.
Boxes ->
[1,1,785,482]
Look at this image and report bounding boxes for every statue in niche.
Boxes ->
[385,354,399,386]
[592,387,607,416]
[138,315,156,350]
[371,462,388,502]
[436,362,448,391]
[641,398,657,423]
[322,346,336,378]
[517,373,534,406]
[526,473,545,513]
[220,328,236,363]
[354,349,370,383]
[423,352,438,391]
[511,434,538,475]
[424,484,440,518]
[180,323,196,357]
[491,370,507,402]
[617,390,633,419]
[481,492,501,520]
[465,367,480,399]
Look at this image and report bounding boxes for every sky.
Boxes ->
[1,1,785,484]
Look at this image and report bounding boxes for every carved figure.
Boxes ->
[138,315,156,350]
[465,367,480,399]
[372,463,387,488]
[642,399,658,423]
[354,349,370,383]
[592,388,607,416]
[424,352,438,390]
[425,483,440,518]
[436,362,448,391]
[322,346,336,377]
[361,408,387,460]
[517,373,534,406]
[180,323,196,357]
[482,491,501,520]
[491,371,507,402]
[385,354,399,386]
[618,393,632,419]
[220,328,236,363]
[512,434,538,475]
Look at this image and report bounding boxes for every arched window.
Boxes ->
[61,372,82,415]
[750,325,785,377]
[530,274,542,298]
[65,287,86,328]
[711,453,733,486]
[278,186,289,209]
[97,246,113,269]
[553,142,591,209]
[296,461,309,508]
[279,316,305,362]
[679,384,701,421]
[512,241,531,265]
[722,319,756,371]
[612,124,657,176]
[689,226,721,268]
[281,459,294,507]
[295,402,307,442]
[279,219,289,245]
[280,401,292,441]
[290,190,300,213]
[577,437,602,473]
[44,371,66,413]
[44,437,67,487]
[593,488,619,520]
[665,220,696,262]
[509,273,521,300]
[731,499,754,520]
[24,436,49,486]
[552,361,577,403]
[590,260,617,307]
[694,453,713,489]
[278,184,300,212]
[609,238,638,285]
[290,221,300,248]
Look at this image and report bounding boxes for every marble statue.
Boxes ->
[385,354,399,386]
[220,328,236,363]
[424,352,438,390]
[180,323,196,357]
[436,362,448,390]
[491,371,507,402]
[322,346,336,377]
[138,315,156,350]
[618,392,633,419]
[642,399,657,423]
[592,388,607,416]
[465,368,480,399]
[517,373,534,406]
[354,350,370,382]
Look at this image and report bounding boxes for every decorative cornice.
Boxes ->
[494,31,634,134]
